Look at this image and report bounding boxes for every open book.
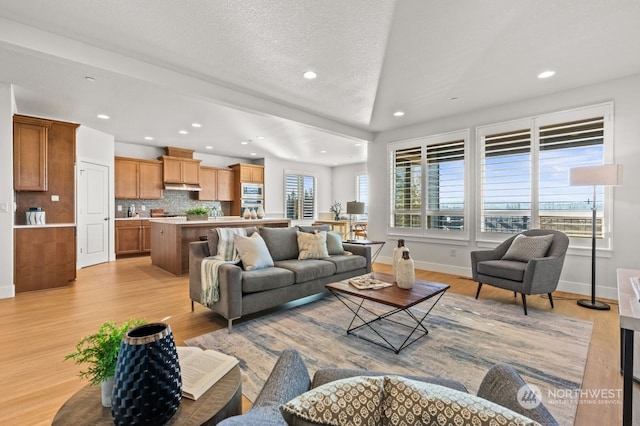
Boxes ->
[177,346,239,400]
[349,276,393,290]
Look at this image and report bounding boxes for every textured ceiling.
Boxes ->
[1,0,639,166]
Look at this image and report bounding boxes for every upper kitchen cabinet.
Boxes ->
[198,167,234,201]
[231,163,264,183]
[13,115,52,191]
[162,156,201,184]
[115,157,163,199]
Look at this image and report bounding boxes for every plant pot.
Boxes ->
[101,377,114,407]
[111,323,182,425]
[186,214,208,221]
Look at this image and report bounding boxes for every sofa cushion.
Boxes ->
[325,231,345,255]
[275,259,336,283]
[477,259,527,282]
[207,227,256,257]
[382,376,538,426]
[279,375,385,426]
[324,254,365,274]
[297,225,332,233]
[241,267,295,293]
[234,232,274,271]
[297,231,329,260]
[502,234,554,262]
[260,227,300,261]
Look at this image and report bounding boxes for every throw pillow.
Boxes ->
[280,376,385,426]
[326,231,345,255]
[233,232,274,271]
[502,234,554,262]
[382,376,539,426]
[297,231,329,260]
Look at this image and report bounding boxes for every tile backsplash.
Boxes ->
[115,190,229,218]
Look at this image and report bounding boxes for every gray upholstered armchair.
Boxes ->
[470,229,569,315]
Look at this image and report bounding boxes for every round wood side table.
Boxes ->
[52,365,242,425]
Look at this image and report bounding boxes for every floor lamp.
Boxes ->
[569,164,623,310]
[346,201,365,240]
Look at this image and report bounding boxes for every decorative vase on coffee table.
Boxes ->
[111,323,182,425]
[392,239,408,282]
[395,250,415,289]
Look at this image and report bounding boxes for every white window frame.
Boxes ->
[387,129,470,241]
[356,173,369,218]
[475,102,615,251]
[284,170,317,221]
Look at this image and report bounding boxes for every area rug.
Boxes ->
[186,292,592,425]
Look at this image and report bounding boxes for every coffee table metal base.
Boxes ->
[329,288,447,354]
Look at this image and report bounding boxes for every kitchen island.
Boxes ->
[149,217,291,275]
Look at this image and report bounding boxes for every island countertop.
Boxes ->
[149,217,291,275]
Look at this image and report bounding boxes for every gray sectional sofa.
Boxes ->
[189,225,372,331]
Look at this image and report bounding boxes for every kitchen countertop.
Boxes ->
[14,223,76,229]
[148,216,282,225]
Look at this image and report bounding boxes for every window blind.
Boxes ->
[285,173,315,220]
[392,146,422,228]
[426,139,465,230]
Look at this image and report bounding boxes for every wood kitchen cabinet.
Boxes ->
[14,227,76,292]
[115,219,151,255]
[115,157,163,199]
[233,163,264,183]
[13,115,52,191]
[162,156,201,184]
[198,167,234,201]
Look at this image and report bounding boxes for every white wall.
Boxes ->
[77,126,116,261]
[0,83,15,298]
[369,73,640,299]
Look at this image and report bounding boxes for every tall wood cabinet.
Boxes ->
[13,115,79,293]
[115,157,163,199]
[230,163,264,215]
[198,167,234,201]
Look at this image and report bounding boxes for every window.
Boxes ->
[285,172,315,220]
[478,103,612,244]
[389,130,468,237]
[357,174,369,215]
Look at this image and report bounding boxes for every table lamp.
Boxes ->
[569,164,622,310]
[346,201,365,240]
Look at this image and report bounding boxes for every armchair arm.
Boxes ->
[210,264,244,320]
[522,255,566,294]
[477,363,558,425]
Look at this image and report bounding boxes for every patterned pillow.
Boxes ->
[297,231,329,260]
[383,376,539,426]
[233,232,274,271]
[280,376,385,426]
[502,234,554,262]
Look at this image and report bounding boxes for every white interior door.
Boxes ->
[77,161,109,267]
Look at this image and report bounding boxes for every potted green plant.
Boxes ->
[185,206,209,221]
[64,319,146,407]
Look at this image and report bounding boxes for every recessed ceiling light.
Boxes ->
[303,71,317,80]
[144,136,154,141]
[192,123,202,128]
[538,70,555,79]
[450,97,460,101]
[355,143,361,147]
[256,136,264,140]
[320,150,327,154]
[179,130,188,135]
[97,114,110,120]
[205,145,213,150]
[241,141,249,145]
[85,76,96,82]
[393,111,405,117]
[250,152,257,156]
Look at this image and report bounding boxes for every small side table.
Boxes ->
[343,239,385,265]
[52,365,242,425]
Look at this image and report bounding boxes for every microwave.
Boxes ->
[241,183,263,199]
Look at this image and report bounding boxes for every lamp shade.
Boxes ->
[346,201,365,215]
[569,164,623,186]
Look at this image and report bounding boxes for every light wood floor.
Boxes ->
[0,256,623,425]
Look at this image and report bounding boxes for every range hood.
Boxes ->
[164,183,202,191]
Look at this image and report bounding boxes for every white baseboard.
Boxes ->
[0,283,15,299]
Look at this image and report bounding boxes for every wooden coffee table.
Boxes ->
[52,365,242,425]
[326,273,449,354]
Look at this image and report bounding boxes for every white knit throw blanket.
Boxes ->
[200,227,247,306]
